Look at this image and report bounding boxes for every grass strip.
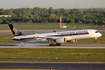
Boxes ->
[0,23,103,30]
[0,48,105,62]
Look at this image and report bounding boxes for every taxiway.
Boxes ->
[0,63,105,70]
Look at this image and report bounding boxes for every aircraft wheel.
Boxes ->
[49,43,61,46]
[49,44,53,46]
[49,44,56,46]
[56,43,61,46]
[49,44,55,46]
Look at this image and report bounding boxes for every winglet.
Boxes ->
[8,24,23,36]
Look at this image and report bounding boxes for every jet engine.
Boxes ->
[55,37,66,43]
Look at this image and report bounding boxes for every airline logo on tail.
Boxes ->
[8,24,23,36]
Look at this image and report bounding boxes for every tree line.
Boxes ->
[0,7,105,25]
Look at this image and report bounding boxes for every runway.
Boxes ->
[0,63,105,70]
[0,44,105,48]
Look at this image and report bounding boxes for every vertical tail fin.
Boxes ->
[8,24,23,36]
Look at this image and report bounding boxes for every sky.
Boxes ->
[0,0,105,9]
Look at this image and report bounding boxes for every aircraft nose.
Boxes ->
[99,33,102,37]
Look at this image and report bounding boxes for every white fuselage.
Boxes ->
[13,29,102,43]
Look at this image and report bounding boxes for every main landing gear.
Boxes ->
[49,43,61,46]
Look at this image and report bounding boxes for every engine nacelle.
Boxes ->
[55,37,66,43]
[67,39,77,43]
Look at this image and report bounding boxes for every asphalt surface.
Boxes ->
[0,63,105,70]
[0,44,105,48]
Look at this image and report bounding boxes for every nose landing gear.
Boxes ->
[95,38,97,43]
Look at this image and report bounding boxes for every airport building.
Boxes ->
[0,15,12,17]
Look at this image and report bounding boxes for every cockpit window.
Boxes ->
[95,31,99,33]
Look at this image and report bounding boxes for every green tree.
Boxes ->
[44,19,48,23]
[17,12,22,17]
[0,7,105,24]
[87,19,93,24]
[0,18,3,23]
[44,13,50,17]
[69,19,75,23]
[63,17,70,23]
[56,12,63,16]
[29,15,33,19]
[2,19,9,24]
[28,20,33,23]
[0,8,4,15]
[49,13,56,18]
[48,7,54,14]
[93,8,98,13]
[13,9,19,14]
[41,8,49,14]
[78,20,82,23]
[3,9,13,15]
[67,15,72,18]
[83,9,88,14]
[52,18,58,23]
[20,8,27,14]
[81,18,86,23]
[33,7,41,15]
[26,8,33,14]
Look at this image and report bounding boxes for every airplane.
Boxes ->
[8,24,102,46]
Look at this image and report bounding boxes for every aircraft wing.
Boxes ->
[12,35,73,43]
